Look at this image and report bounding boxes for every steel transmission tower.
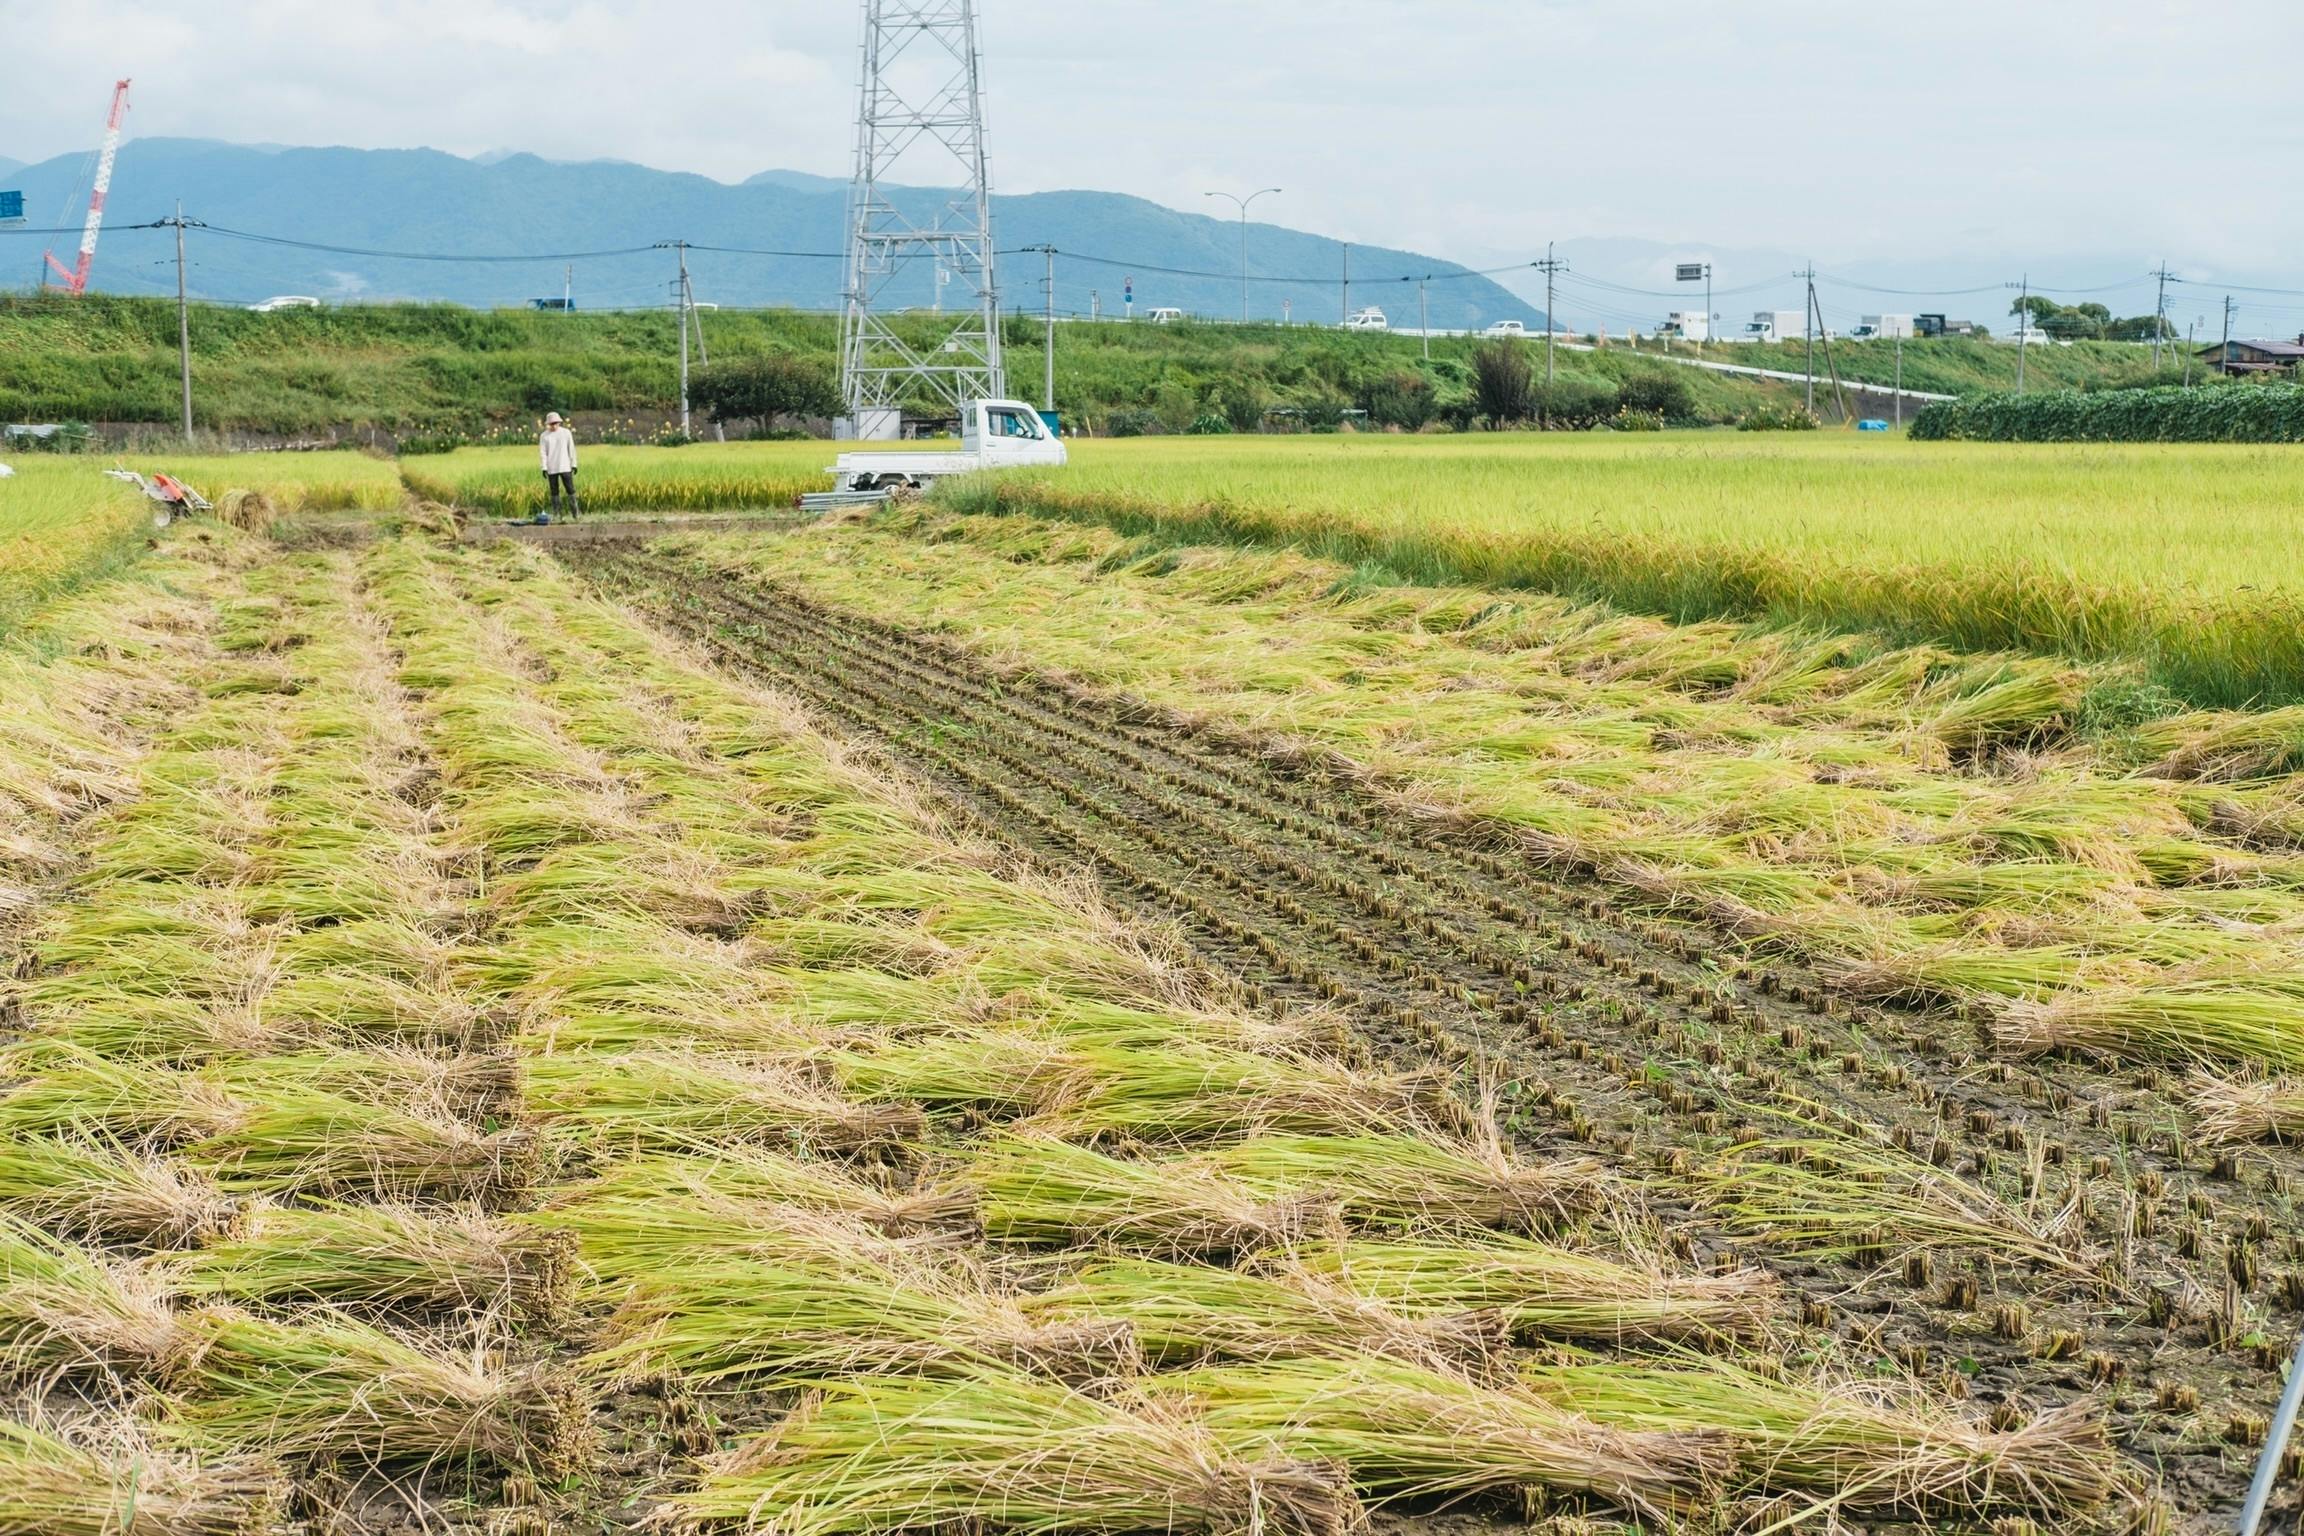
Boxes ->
[839,0,1005,435]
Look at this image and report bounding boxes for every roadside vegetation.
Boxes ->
[1914,382,2304,442]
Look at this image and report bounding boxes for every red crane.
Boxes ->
[44,79,132,296]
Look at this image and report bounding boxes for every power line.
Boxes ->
[194,224,661,262]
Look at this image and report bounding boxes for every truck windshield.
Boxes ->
[986,409,1040,439]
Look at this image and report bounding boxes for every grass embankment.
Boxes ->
[0,291,2169,438]
[0,460,157,635]
[1673,335,2179,396]
[944,433,2304,709]
[694,510,2304,1080]
[0,517,2136,1530]
[400,441,833,516]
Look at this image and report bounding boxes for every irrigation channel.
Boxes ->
[565,536,2304,1525]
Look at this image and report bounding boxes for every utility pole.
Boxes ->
[172,201,192,443]
[2184,318,2197,386]
[2221,294,2237,372]
[1037,244,1056,411]
[1341,242,1350,325]
[2151,262,2171,369]
[1536,242,1567,385]
[666,241,692,435]
[1282,297,1291,327]
[1893,332,1903,428]
[1205,188,1280,324]
[1418,277,1429,361]
[2013,273,2029,396]
[1800,265,1817,413]
[1090,290,1099,322]
[564,262,572,311]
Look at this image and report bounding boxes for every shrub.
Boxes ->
[1217,379,1267,434]
[1470,343,1533,427]
[1363,371,1438,431]
[690,355,839,431]
[1609,406,1664,432]
[1736,403,1821,432]
[1529,376,1617,430]
[1911,383,2304,443]
[1106,409,1159,438]
[1187,413,1232,435]
[1617,370,1694,420]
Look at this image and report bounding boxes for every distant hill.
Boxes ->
[0,139,1542,330]
[0,157,21,181]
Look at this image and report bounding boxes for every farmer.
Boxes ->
[539,411,579,520]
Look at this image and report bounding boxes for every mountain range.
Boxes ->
[0,139,1541,330]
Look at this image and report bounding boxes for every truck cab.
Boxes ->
[829,399,1066,493]
[967,401,1063,467]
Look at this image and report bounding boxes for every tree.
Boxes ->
[1616,369,1693,420]
[1362,370,1438,430]
[1470,341,1533,427]
[690,354,840,431]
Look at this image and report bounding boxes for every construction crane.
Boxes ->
[44,79,132,296]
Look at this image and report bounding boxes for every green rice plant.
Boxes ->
[671,1365,1361,1536]
[550,1147,969,1248]
[1284,1236,1774,1345]
[1025,1256,1503,1375]
[172,1204,572,1323]
[169,1307,589,1474]
[1518,1358,2132,1520]
[967,1135,1337,1256]
[1181,1355,1729,1522]
[0,1212,181,1381]
[587,1206,1134,1386]
[0,1413,287,1536]
[521,1050,923,1155]
[0,1134,237,1245]
[2186,1073,2304,1144]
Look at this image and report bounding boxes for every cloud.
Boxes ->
[0,0,2295,273]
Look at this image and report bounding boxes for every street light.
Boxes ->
[1205,188,1281,324]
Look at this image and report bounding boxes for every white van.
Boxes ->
[1344,307,1390,332]
[1147,307,1184,324]
[1480,319,1528,339]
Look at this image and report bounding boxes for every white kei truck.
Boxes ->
[825,400,1068,496]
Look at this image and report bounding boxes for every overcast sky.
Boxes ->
[2,0,2297,285]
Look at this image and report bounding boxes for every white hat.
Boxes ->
[545,412,563,425]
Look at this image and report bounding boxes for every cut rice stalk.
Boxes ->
[671,1366,1360,1536]
[1020,1045,1449,1144]
[170,1308,590,1474]
[1211,1133,1610,1234]
[0,1412,287,1536]
[186,1091,537,1201]
[0,1212,183,1382]
[969,1135,1338,1257]
[551,1148,969,1252]
[2186,1072,2304,1144]
[1519,1358,2131,1520]
[1286,1236,1774,1345]
[0,1135,238,1245]
[1182,1355,1728,1522]
[172,1204,573,1323]
[1027,1256,1504,1374]
[1994,976,2304,1072]
[587,1207,1134,1385]
[521,1051,923,1155]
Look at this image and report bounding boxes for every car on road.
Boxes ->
[1343,307,1390,332]
[248,295,321,312]
[1480,320,1528,339]
[1147,307,1184,324]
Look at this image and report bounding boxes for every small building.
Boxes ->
[2197,337,2304,376]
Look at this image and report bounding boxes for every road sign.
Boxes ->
[1675,263,1705,282]
[0,190,23,225]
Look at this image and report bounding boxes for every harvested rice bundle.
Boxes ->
[1183,1356,1727,1522]
[522,1050,922,1155]
[1995,974,2304,1072]
[969,1135,1337,1256]
[173,1204,572,1323]
[828,1031,1092,1114]
[672,1366,1359,1536]
[170,1308,589,1474]
[2187,1072,2304,1144]
[0,1135,237,1245]
[256,972,491,1053]
[1211,1134,1610,1234]
[554,1149,968,1257]
[0,1213,182,1381]
[1027,1256,1503,1374]
[0,1049,235,1144]
[1519,1359,2131,1520]
[1020,1045,1449,1144]
[0,1413,287,1536]
[276,917,460,985]
[186,1090,535,1201]
[203,1048,514,1122]
[589,1208,1132,1385]
[1287,1236,1774,1345]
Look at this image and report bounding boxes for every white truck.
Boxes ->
[1656,310,1710,342]
[827,399,1066,494]
[1738,310,1810,344]
[1848,314,1913,340]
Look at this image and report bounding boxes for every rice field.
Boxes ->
[6,438,2304,1532]
[400,440,839,517]
[0,459,159,635]
[941,433,2304,709]
[146,451,404,515]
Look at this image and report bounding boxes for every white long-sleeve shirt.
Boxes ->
[539,427,578,475]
